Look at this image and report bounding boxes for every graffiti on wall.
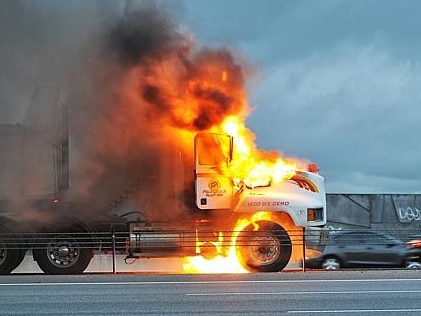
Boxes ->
[324,225,343,233]
[396,207,421,223]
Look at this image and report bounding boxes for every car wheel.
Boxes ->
[322,256,341,270]
[406,261,421,269]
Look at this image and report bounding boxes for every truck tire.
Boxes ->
[0,229,26,274]
[236,221,292,272]
[33,226,93,275]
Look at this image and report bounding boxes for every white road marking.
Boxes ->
[1,278,418,314]
[0,278,421,286]
[185,289,421,296]
[288,309,421,314]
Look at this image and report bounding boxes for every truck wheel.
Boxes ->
[236,221,292,272]
[33,226,93,275]
[0,230,25,274]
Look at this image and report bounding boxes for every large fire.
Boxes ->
[183,212,273,274]
[129,40,299,274]
[183,211,302,274]
[219,116,298,185]
[86,6,306,273]
[170,80,299,273]
[155,66,299,187]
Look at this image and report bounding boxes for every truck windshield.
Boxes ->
[195,133,231,166]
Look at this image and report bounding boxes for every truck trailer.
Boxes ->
[0,90,326,274]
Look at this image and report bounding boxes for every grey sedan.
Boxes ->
[305,231,421,270]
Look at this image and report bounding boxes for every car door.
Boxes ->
[335,232,399,266]
[339,232,372,265]
[365,233,406,266]
[326,232,366,266]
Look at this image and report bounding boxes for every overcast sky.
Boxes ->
[1,0,421,194]
[182,0,421,194]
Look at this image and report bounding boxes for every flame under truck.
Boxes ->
[0,100,326,274]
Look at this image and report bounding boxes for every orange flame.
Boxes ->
[183,212,278,274]
[121,47,298,185]
[209,116,298,185]
[183,212,304,273]
[107,35,304,273]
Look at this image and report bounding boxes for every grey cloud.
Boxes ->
[248,44,421,193]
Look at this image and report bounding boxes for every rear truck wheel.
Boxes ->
[321,256,341,270]
[0,228,26,274]
[33,226,93,275]
[236,221,292,272]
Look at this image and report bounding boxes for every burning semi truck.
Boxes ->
[0,7,326,274]
[0,91,326,274]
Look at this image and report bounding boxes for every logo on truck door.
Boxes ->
[208,178,221,193]
[202,178,226,197]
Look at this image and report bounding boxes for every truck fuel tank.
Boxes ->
[128,223,197,258]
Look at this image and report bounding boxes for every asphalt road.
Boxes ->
[1,270,421,315]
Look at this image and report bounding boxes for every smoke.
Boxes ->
[102,6,248,131]
[0,0,252,223]
[0,0,122,124]
[0,0,124,224]
[107,2,184,67]
[67,1,252,222]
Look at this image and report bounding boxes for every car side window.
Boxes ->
[364,233,382,245]
[334,233,357,245]
[353,233,369,245]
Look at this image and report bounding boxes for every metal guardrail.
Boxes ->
[1,228,420,274]
[0,228,418,250]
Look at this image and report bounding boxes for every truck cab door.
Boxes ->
[194,132,233,210]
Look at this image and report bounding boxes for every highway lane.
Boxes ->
[1,270,421,315]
